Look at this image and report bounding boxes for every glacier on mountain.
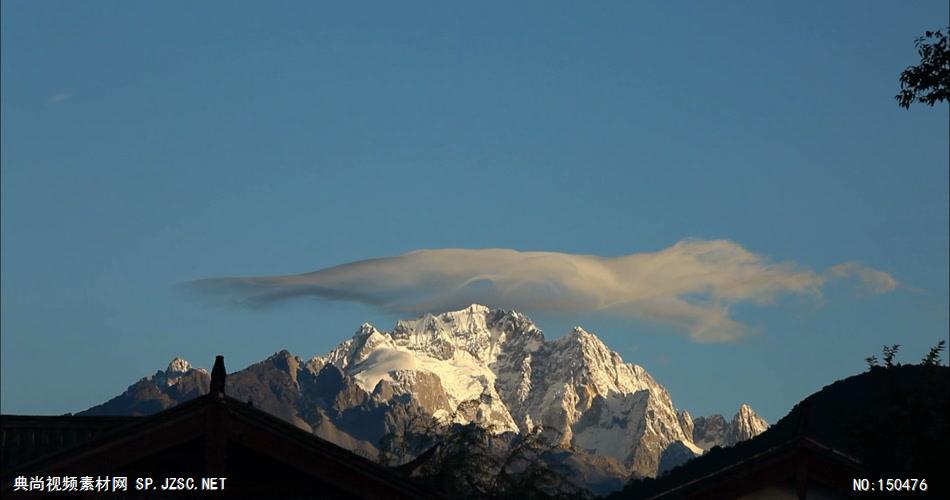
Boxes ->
[81,304,769,490]
[308,304,765,476]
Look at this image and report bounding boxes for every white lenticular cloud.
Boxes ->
[190,239,898,342]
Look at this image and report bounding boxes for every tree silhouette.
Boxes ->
[496,425,590,499]
[377,406,442,467]
[922,339,947,366]
[896,28,950,108]
[881,344,901,368]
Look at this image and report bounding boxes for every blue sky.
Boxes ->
[2,1,947,423]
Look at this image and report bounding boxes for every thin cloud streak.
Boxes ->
[190,239,899,342]
[46,92,70,104]
[827,262,900,294]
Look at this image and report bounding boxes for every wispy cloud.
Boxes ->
[46,92,70,105]
[189,239,899,342]
[826,262,900,294]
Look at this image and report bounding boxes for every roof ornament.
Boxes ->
[210,355,227,396]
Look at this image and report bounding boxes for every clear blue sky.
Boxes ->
[2,1,947,423]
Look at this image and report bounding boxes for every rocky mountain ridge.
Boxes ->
[80,305,768,492]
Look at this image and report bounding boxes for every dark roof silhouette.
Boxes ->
[1,357,442,499]
[1,415,140,472]
[639,434,864,499]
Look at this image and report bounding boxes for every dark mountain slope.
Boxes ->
[611,364,949,498]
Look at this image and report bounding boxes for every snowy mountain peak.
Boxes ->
[166,357,192,375]
[731,403,769,441]
[453,303,491,314]
[565,326,609,350]
[144,357,207,389]
[690,404,769,451]
[354,322,380,338]
[569,326,606,346]
[307,307,765,477]
[385,304,543,365]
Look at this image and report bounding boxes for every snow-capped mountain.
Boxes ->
[315,306,532,434]
[690,404,769,450]
[309,304,721,476]
[81,305,768,489]
[730,403,770,443]
[81,358,209,416]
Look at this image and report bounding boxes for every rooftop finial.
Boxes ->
[210,355,226,396]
